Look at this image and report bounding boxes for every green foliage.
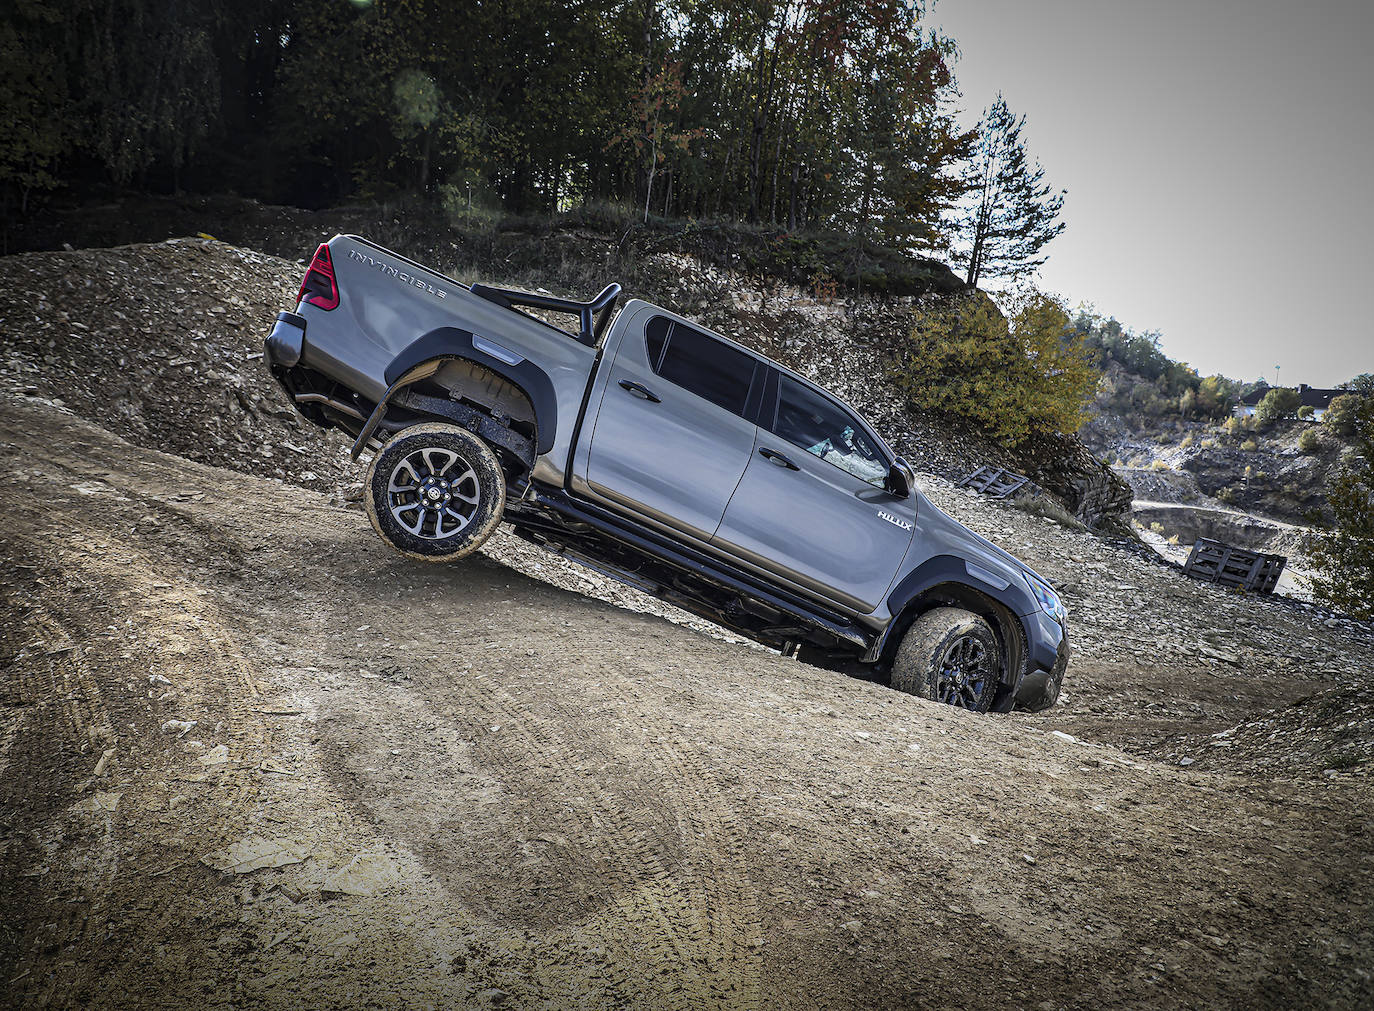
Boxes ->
[1195,375,1237,417]
[0,2,72,208]
[1297,429,1320,454]
[1240,438,1259,452]
[1255,387,1301,426]
[956,95,1064,286]
[890,289,1099,447]
[1345,373,1374,395]
[1298,405,1315,420]
[1326,394,1361,437]
[1309,396,1374,619]
[1067,307,1235,421]
[2,0,989,262]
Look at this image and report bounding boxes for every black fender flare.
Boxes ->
[351,327,558,460]
[874,555,1037,687]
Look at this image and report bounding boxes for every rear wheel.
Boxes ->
[364,423,505,562]
[890,607,1001,713]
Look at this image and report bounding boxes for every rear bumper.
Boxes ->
[264,311,306,368]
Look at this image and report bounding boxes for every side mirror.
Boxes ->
[887,456,915,499]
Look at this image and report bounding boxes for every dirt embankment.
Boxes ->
[1,216,1130,529]
[4,394,1374,1009]
[2,239,1373,1007]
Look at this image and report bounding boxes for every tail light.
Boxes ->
[296,243,339,310]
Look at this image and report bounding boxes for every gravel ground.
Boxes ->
[2,240,1373,1008]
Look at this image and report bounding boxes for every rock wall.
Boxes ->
[1132,503,1295,554]
[1014,431,1135,535]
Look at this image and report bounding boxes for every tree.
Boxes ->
[1255,387,1301,427]
[608,57,697,222]
[1,0,977,249]
[890,289,1099,447]
[73,0,224,187]
[1326,394,1361,437]
[1308,395,1374,619]
[1197,375,1237,418]
[0,1,73,213]
[956,95,1065,287]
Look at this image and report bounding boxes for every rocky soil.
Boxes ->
[2,238,1373,1008]
[3,202,1130,528]
[1087,410,1352,530]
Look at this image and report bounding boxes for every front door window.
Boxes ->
[772,375,887,486]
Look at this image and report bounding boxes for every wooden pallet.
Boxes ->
[957,465,1030,499]
[1182,538,1286,594]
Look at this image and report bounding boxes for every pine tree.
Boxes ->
[1309,395,1374,619]
[958,94,1065,287]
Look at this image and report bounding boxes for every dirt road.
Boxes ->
[1,392,1372,1009]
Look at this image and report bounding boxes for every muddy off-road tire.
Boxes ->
[891,607,1001,713]
[365,423,506,562]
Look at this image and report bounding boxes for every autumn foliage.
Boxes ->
[890,290,1100,448]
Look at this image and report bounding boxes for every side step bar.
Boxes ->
[512,486,872,653]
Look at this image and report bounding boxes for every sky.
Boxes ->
[934,0,1374,387]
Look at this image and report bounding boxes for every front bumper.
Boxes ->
[1014,624,1070,711]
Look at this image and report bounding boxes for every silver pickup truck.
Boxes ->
[264,235,1068,713]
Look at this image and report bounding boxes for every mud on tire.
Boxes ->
[890,607,1002,713]
[364,423,506,562]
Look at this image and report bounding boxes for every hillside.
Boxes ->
[5,317,1374,1007]
[2,238,1373,1006]
[0,219,1128,532]
[1085,408,1350,529]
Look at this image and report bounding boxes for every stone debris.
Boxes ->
[92,748,115,777]
[321,854,398,897]
[70,792,122,814]
[200,838,310,875]
[197,744,230,767]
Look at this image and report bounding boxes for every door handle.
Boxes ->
[618,379,661,403]
[759,447,800,470]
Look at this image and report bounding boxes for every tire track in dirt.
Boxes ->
[5,395,1374,1009]
[306,623,764,1010]
[0,435,291,1001]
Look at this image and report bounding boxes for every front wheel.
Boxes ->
[364,423,506,562]
[890,607,1001,713]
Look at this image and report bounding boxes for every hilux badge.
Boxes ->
[878,510,913,531]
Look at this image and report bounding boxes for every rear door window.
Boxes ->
[645,318,757,416]
[771,374,888,486]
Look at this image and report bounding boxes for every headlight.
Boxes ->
[1024,572,1066,625]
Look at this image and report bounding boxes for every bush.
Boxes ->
[891,290,1100,448]
[1256,387,1302,426]
[1179,433,1194,449]
[1149,460,1170,471]
[1217,486,1238,504]
[1298,405,1315,420]
[1200,438,1216,449]
[1325,394,1361,437]
[1223,416,1245,440]
[1241,438,1258,452]
[1297,429,1321,454]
